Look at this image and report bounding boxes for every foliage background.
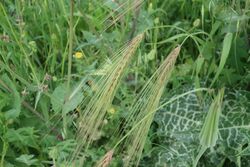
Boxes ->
[0,0,249,166]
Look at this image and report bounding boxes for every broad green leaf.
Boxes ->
[82,31,99,44]
[51,84,67,113]
[63,90,84,115]
[1,74,21,120]
[51,84,84,114]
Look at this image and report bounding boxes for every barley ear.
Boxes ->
[118,46,181,167]
[68,33,144,166]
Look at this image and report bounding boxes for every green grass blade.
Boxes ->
[210,33,233,87]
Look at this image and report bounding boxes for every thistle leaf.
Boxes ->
[147,88,250,167]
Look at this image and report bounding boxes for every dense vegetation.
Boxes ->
[0,0,249,167]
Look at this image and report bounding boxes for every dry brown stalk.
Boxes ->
[96,150,114,167]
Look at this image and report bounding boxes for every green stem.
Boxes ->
[0,143,6,167]
[64,0,74,138]
[0,136,8,167]
[193,145,207,167]
[67,0,74,89]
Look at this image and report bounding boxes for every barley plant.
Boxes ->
[0,0,249,167]
[69,33,144,166]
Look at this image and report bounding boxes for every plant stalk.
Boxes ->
[64,0,74,138]
[67,0,74,89]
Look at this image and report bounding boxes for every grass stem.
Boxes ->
[67,0,74,90]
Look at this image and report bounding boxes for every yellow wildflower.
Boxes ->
[73,52,84,59]
[107,107,116,114]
